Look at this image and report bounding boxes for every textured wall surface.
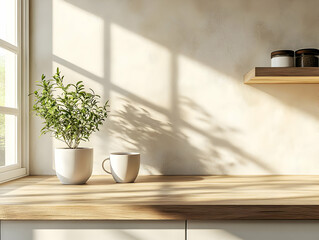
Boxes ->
[30,0,319,175]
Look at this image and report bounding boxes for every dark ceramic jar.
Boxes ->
[295,48,319,67]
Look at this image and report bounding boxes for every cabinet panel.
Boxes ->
[1,220,185,240]
[188,220,319,240]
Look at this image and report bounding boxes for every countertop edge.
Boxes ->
[1,205,319,220]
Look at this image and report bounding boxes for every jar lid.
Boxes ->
[271,50,294,58]
[295,48,319,56]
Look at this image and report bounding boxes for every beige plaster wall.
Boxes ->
[30,0,319,175]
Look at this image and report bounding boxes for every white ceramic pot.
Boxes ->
[55,148,93,185]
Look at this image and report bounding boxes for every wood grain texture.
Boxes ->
[1,175,319,220]
[244,67,319,84]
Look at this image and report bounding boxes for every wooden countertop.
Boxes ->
[1,175,319,220]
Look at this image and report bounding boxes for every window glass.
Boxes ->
[0,0,17,45]
[0,113,16,166]
[0,47,17,108]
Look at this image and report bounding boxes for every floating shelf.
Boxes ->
[244,67,319,84]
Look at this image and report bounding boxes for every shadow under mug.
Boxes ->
[102,152,140,183]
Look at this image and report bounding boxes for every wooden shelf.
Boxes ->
[244,67,319,84]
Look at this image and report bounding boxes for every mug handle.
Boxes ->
[102,157,111,174]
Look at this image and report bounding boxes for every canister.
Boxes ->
[295,48,319,67]
[271,50,294,67]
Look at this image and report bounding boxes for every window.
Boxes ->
[0,0,28,182]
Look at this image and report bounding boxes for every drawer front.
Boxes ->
[1,221,185,240]
[188,220,319,240]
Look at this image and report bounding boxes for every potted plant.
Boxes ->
[31,68,109,184]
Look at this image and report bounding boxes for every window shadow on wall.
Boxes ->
[49,0,291,175]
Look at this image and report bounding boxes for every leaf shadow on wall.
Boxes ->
[107,98,275,175]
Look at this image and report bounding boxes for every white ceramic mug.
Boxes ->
[102,152,140,183]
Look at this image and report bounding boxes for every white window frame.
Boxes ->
[0,0,29,182]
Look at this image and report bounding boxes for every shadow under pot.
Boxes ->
[295,48,319,67]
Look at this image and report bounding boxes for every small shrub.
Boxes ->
[31,68,109,149]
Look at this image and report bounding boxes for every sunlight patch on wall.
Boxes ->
[53,0,104,78]
[110,23,171,110]
[177,54,234,128]
[176,54,275,174]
